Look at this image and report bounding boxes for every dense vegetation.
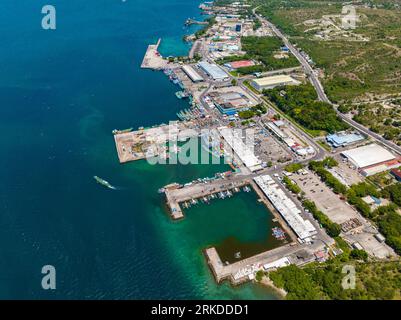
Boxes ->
[269,259,401,300]
[269,265,322,299]
[303,199,341,237]
[284,163,304,173]
[382,183,401,207]
[309,160,347,194]
[238,104,267,119]
[264,84,348,134]
[372,204,401,255]
[282,176,302,194]
[345,182,379,217]
[252,0,401,102]
[241,36,299,71]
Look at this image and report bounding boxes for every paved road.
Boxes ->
[253,8,401,156]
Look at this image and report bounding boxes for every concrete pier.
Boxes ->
[141,39,168,70]
[113,122,197,164]
[205,238,327,285]
[164,176,250,220]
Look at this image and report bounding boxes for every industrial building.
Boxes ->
[219,127,263,172]
[209,91,252,115]
[341,144,399,176]
[198,61,230,81]
[266,122,287,140]
[263,257,291,271]
[254,175,317,241]
[326,131,365,148]
[182,65,203,83]
[265,121,314,156]
[250,75,300,91]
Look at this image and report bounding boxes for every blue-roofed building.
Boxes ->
[326,132,365,148]
[281,46,289,52]
[216,103,238,116]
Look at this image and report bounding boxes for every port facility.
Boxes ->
[250,75,300,91]
[218,126,263,172]
[254,174,317,242]
[182,65,204,83]
[198,61,230,81]
[209,90,254,115]
[341,143,400,176]
[326,131,365,148]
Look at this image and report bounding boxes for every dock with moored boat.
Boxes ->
[163,176,251,220]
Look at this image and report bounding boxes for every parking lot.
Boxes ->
[291,172,395,259]
[292,172,359,225]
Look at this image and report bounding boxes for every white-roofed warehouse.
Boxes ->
[341,143,396,169]
[198,61,229,81]
[182,65,203,83]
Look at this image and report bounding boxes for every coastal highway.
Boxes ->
[253,8,401,156]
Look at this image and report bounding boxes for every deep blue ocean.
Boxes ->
[0,0,276,299]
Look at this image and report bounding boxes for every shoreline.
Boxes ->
[259,275,287,299]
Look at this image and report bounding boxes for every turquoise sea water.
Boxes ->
[0,0,277,299]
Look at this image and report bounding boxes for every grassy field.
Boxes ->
[252,0,401,103]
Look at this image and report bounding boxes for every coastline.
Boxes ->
[259,275,287,299]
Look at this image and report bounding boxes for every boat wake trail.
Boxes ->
[93,176,122,191]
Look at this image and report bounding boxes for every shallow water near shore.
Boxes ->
[0,0,277,299]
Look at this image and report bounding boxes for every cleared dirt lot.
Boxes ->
[254,129,292,164]
[328,160,364,187]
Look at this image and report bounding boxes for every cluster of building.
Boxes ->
[326,131,365,148]
[205,86,258,116]
[207,15,250,59]
[202,3,273,60]
[341,143,400,176]
[254,175,317,242]
[265,120,315,157]
[219,126,263,172]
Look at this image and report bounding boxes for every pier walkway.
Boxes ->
[164,176,250,220]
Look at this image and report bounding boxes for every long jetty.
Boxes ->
[204,241,322,285]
